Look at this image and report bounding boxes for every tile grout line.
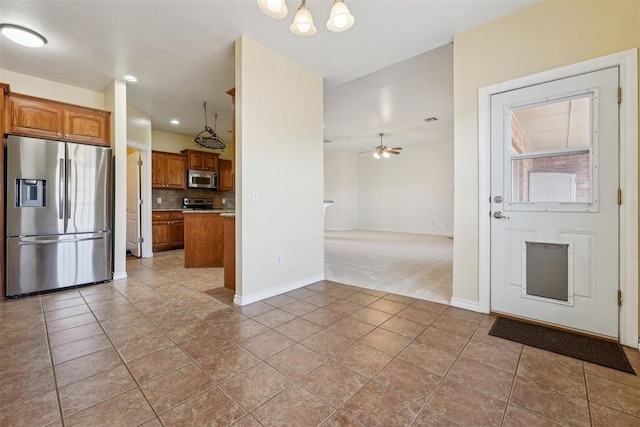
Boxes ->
[40,294,67,427]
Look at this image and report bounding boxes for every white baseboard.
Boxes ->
[233,274,325,306]
[324,227,358,231]
[112,272,128,281]
[450,297,485,313]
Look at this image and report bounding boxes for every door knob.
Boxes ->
[493,211,510,219]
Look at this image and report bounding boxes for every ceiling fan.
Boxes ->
[367,132,403,159]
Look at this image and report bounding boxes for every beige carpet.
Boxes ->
[324,230,453,304]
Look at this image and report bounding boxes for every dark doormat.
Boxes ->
[489,316,635,374]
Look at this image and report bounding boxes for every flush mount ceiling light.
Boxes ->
[258,0,354,36]
[0,23,47,48]
[170,119,179,125]
[123,75,138,82]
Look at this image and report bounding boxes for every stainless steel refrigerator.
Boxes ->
[5,135,112,296]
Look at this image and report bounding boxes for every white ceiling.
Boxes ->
[0,0,537,152]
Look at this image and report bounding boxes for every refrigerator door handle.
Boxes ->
[66,159,72,219]
[59,158,65,220]
[18,236,104,245]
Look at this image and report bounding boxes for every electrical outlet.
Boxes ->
[252,192,259,202]
[276,256,281,265]
[157,198,162,204]
[222,198,226,205]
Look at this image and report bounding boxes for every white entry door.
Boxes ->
[490,67,619,338]
[126,150,142,257]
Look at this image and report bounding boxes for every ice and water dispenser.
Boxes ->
[16,179,46,208]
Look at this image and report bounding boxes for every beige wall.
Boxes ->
[452,1,640,304]
[104,80,128,279]
[127,105,152,148]
[235,36,324,303]
[0,68,104,109]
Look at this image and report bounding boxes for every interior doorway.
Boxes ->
[126,142,153,258]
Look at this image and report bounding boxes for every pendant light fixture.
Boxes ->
[327,0,355,32]
[290,0,317,36]
[258,0,354,36]
[257,0,288,19]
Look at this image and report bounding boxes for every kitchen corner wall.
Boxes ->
[236,35,324,304]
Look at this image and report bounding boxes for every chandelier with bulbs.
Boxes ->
[257,0,355,36]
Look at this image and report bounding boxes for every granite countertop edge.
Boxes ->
[153,208,235,214]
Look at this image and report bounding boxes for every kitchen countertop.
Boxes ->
[181,209,235,214]
[153,208,235,213]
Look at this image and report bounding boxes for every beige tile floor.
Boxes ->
[1,250,640,426]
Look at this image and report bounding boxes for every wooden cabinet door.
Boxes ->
[171,219,184,246]
[152,213,172,251]
[64,108,110,145]
[165,154,186,189]
[151,152,166,188]
[219,159,233,191]
[188,151,205,170]
[10,96,63,139]
[204,154,219,171]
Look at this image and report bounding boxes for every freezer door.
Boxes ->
[6,136,66,236]
[66,143,112,234]
[5,232,112,296]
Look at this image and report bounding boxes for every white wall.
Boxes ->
[359,144,453,235]
[323,152,359,230]
[324,144,454,235]
[235,36,324,304]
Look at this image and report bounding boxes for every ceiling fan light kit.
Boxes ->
[258,0,354,36]
[371,132,402,160]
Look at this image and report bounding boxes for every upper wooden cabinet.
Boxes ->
[182,149,219,171]
[218,159,234,192]
[7,93,110,145]
[152,151,186,189]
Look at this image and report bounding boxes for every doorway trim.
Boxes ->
[126,141,153,258]
[477,49,638,347]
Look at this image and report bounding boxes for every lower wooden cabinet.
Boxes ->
[152,210,184,251]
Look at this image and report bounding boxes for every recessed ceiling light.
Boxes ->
[170,119,179,125]
[0,23,47,48]
[123,75,138,82]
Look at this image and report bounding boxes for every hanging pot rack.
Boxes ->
[194,102,226,150]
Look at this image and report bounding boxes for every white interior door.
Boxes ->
[490,67,619,338]
[126,151,142,257]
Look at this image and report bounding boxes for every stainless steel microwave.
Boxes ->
[188,169,218,189]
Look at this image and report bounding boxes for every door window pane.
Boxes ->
[509,95,592,204]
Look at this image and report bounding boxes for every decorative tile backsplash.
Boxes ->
[152,189,235,209]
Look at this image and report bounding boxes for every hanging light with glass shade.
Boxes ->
[257,0,354,36]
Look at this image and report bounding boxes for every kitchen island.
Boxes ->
[183,210,233,268]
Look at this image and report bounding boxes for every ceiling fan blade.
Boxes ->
[387,150,401,154]
[390,147,403,150]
